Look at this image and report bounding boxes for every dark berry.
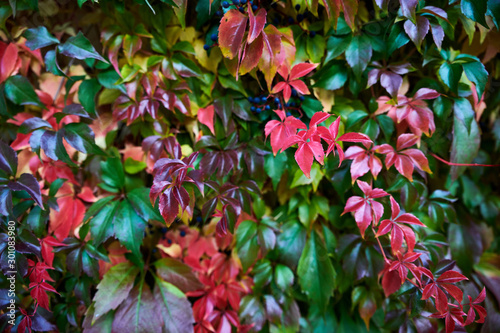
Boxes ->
[160,227,168,234]
[310,31,316,37]
[252,4,258,11]
[286,112,291,116]
[290,101,296,107]
[210,33,218,41]
[222,1,229,8]
[265,105,271,110]
[239,6,245,12]
[256,107,262,113]
[299,95,305,101]
[203,44,210,50]
[248,96,254,103]
[251,106,256,112]
[260,96,267,103]
[274,97,280,104]
[285,102,290,107]
[216,10,223,16]
[295,4,300,10]
[196,216,202,223]
[167,239,172,244]
[249,0,253,4]
[297,14,303,22]
[277,102,282,108]
[152,248,158,253]
[180,230,186,237]
[273,18,280,25]
[288,17,294,24]
[241,0,247,3]
[291,89,297,97]
[233,0,240,4]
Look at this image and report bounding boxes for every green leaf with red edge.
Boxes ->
[91,262,140,323]
[219,9,248,59]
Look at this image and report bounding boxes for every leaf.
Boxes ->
[8,173,43,208]
[58,32,108,63]
[89,200,119,246]
[219,9,248,59]
[114,200,147,258]
[314,62,348,90]
[439,62,462,94]
[462,60,488,98]
[461,0,488,27]
[297,231,336,312]
[100,158,125,190]
[264,152,288,190]
[275,264,294,291]
[92,262,140,322]
[403,16,429,49]
[4,75,43,107]
[44,49,66,77]
[78,79,101,117]
[306,35,326,64]
[236,220,259,271]
[346,35,372,78]
[248,7,266,43]
[197,104,215,135]
[277,221,307,269]
[154,257,203,293]
[22,26,59,50]
[127,187,163,223]
[153,278,195,333]
[63,123,101,155]
[112,284,163,333]
[0,140,17,175]
[450,98,480,181]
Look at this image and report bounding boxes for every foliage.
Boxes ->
[0,0,500,332]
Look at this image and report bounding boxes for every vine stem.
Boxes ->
[430,153,500,167]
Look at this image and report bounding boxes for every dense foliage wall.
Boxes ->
[1,0,500,332]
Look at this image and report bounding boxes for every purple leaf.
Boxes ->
[400,0,418,19]
[8,173,44,209]
[404,16,430,48]
[159,189,179,226]
[0,140,18,175]
[430,23,444,50]
[380,72,403,98]
[0,187,13,215]
[19,117,53,134]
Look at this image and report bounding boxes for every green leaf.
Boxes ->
[4,75,43,107]
[78,78,101,117]
[100,158,125,190]
[154,257,203,293]
[90,199,119,246]
[172,53,202,77]
[22,26,59,50]
[461,60,488,98]
[124,158,147,174]
[114,200,147,258]
[345,35,372,78]
[277,220,307,269]
[306,34,326,63]
[461,0,488,27]
[253,259,273,289]
[92,262,140,322]
[297,231,336,312]
[450,98,480,181]
[275,264,294,291]
[439,62,462,94]
[127,187,163,222]
[314,62,348,91]
[235,220,259,271]
[488,0,500,29]
[324,35,352,64]
[153,278,196,332]
[44,49,66,77]
[58,32,108,63]
[264,153,288,190]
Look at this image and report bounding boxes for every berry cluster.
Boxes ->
[248,95,271,113]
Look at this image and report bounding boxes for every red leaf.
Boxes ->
[436,271,468,284]
[381,266,402,296]
[309,112,330,127]
[198,105,216,135]
[247,7,267,43]
[264,110,306,155]
[159,189,180,226]
[289,80,310,95]
[0,43,19,83]
[219,10,248,59]
[289,62,318,80]
[239,34,264,75]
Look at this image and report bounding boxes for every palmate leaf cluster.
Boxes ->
[0,0,500,332]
